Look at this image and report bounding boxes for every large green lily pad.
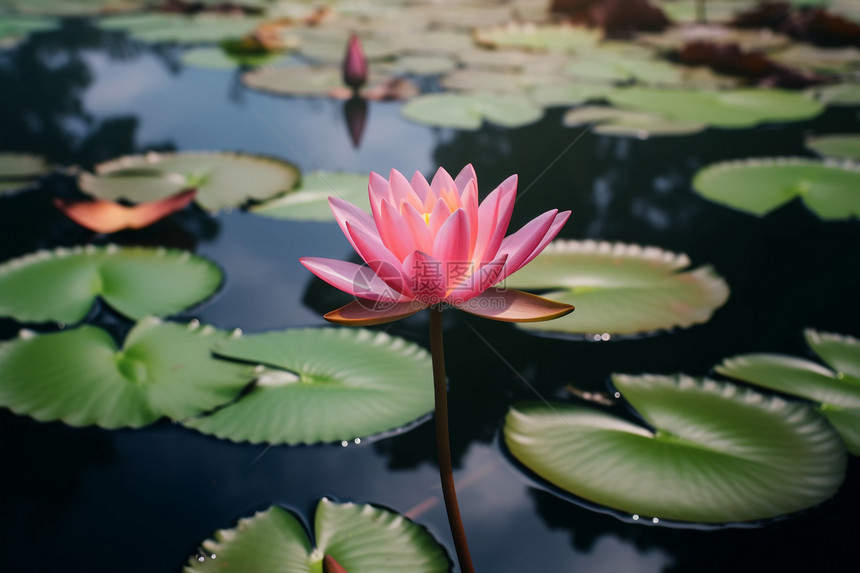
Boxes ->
[717,329,860,455]
[0,318,253,428]
[183,328,435,445]
[562,105,707,138]
[692,157,860,219]
[530,84,612,108]
[185,500,449,572]
[502,240,729,337]
[0,153,50,193]
[504,374,846,523]
[808,83,860,107]
[806,134,860,160]
[250,172,369,222]
[242,65,344,96]
[182,47,283,70]
[607,87,824,128]
[401,93,543,130]
[99,13,262,44]
[0,15,57,45]
[0,244,222,324]
[83,151,300,212]
[473,23,601,53]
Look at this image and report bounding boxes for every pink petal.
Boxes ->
[345,222,413,296]
[429,167,457,200]
[496,210,570,283]
[410,171,432,203]
[377,198,417,260]
[427,197,451,237]
[473,174,517,264]
[432,208,471,290]
[325,300,422,326]
[389,169,423,212]
[460,178,479,259]
[446,254,508,304]
[454,164,477,193]
[400,201,433,253]
[368,171,389,203]
[402,250,446,305]
[300,257,406,302]
[491,209,558,284]
[329,196,378,254]
[455,288,574,322]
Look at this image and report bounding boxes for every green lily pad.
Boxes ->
[637,23,789,52]
[242,65,344,96]
[250,172,369,222]
[504,374,846,523]
[692,157,860,219]
[806,134,860,160]
[457,48,568,73]
[808,83,860,106]
[530,84,613,108]
[0,0,143,16]
[473,23,601,53]
[0,317,253,428]
[717,329,860,455]
[0,245,222,324]
[0,15,57,44]
[562,105,707,137]
[771,44,860,75]
[654,0,759,24]
[99,13,261,44]
[440,68,563,94]
[402,93,543,130]
[182,47,282,70]
[183,328,435,445]
[84,151,300,212]
[394,54,457,75]
[0,153,50,193]
[503,240,729,337]
[566,56,688,86]
[607,87,824,128]
[186,500,449,572]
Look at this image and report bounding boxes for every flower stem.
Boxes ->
[429,307,475,573]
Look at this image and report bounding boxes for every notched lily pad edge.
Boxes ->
[0,243,226,326]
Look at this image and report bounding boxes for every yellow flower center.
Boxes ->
[423,212,431,225]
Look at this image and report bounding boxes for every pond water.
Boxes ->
[1,17,859,573]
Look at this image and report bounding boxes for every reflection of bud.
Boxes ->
[343,96,368,148]
[342,34,368,91]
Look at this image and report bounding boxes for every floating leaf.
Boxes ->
[0,318,253,428]
[393,54,457,75]
[771,44,860,75]
[0,245,222,324]
[608,87,824,128]
[0,15,57,45]
[717,329,860,454]
[692,157,860,219]
[504,374,846,523]
[530,84,612,108]
[250,172,368,222]
[99,13,261,44]
[0,0,144,16]
[0,153,50,193]
[562,105,706,137]
[806,134,860,160]
[474,23,601,53]
[502,240,729,337]
[402,93,542,130]
[182,47,282,70]
[808,83,860,106]
[183,328,435,445]
[84,151,300,212]
[243,65,343,96]
[186,500,449,572]
[440,68,562,94]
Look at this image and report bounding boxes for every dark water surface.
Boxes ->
[1,19,859,573]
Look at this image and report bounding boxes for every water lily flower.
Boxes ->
[342,33,367,91]
[53,189,196,233]
[300,165,574,326]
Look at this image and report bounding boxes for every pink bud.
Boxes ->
[342,34,367,90]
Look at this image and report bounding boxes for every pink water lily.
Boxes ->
[300,164,573,326]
